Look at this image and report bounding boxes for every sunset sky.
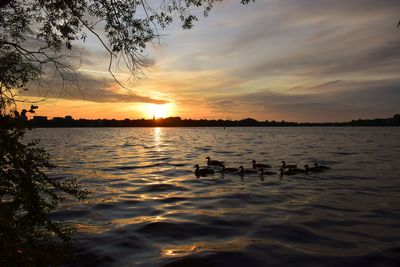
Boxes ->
[22,0,400,122]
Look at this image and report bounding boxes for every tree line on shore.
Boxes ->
[30,114,400,127]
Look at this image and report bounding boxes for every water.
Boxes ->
[29,127,400,266]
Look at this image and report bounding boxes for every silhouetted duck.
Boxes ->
[221,164,239,173]
[206,156,224,167]
[259,169,277,175]
[194,164,214,178]
[281,160,297,169]
[314,162,331,170]
[239,166,257,176]
[279,168,294,178]
[290,166,309,174]
[252,160,271,169]
[304,164,322,174]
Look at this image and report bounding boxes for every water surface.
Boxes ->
[30,127,400,266]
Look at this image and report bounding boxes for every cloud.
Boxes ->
[205,78,400,121]
[23,71,168,104]
[209,0,399,83]
[141,0,400,121]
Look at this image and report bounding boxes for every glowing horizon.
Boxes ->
[21,0,400,122]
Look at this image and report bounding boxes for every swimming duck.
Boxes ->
[279,168,298,177]
[206,156,225,167]
[281,160,297,169]
[252,160,271,169]
[259,169,277,175]
[304,164,322,174]
[239,166,258,176]
[288,165,309,174]
[194,164,214,178]
[314,162,331,170]
[221,164,239,173]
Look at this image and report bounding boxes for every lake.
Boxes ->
[30,127,400,266]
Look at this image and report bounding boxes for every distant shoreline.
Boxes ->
[29,125,400,128]
[29,114,400,127]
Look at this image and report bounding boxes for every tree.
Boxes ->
[1,0,252,96]
[0,109,89,265]
[0,0,252,265]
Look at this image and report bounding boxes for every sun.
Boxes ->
[146,104,172,119]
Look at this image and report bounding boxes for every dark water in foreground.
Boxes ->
[30,127,400,266]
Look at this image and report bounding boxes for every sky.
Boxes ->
[22,0,400,122]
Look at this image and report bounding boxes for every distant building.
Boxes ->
[32,116,48,121]
[65,115,73,120]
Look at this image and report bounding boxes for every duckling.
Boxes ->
[221,164,239,173]
[281,160,297,169]
[206,156,225,167]
[252,160,271,169]
[259,169,277,175]
[239,166,258,176]
[314,162,331,170]
[194,164,214,178]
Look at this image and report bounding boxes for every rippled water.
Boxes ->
[29,127,400,266]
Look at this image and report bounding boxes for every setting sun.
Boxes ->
[146,104,172,119]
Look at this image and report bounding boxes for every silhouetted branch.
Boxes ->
[0,0,12,8]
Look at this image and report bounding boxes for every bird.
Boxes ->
[206,156,224,167]
[194,164,214,178]
[239,166,258,176]
[281,160,297,169]
[289,165,310,174]
[258,169,277,175]
[279,168,298,177]
[221,164,239,173]
[304,164,323,174]
[314,162,331,170]
[252,160,271,169]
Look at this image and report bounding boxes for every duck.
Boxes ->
[239,166,258,176]
[252,160,271,169]
[304,164,323,174]
[258,169,277,175]
[289,165,309,174]
[281,160,297,169]
[314,162,331,170]
[279,168,298,177]
[206,156,225,167]
[194,164,214,178]
[221,164,239,173]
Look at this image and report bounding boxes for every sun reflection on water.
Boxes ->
[112,215,166,226]
[160,238,256,257]
[154,127,162,151]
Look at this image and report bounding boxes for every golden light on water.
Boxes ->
[160,239,255,257]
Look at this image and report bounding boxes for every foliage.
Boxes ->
[0,0,252,89]
[0,110,89,265]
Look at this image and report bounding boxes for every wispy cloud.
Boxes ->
[23,71,167,104]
